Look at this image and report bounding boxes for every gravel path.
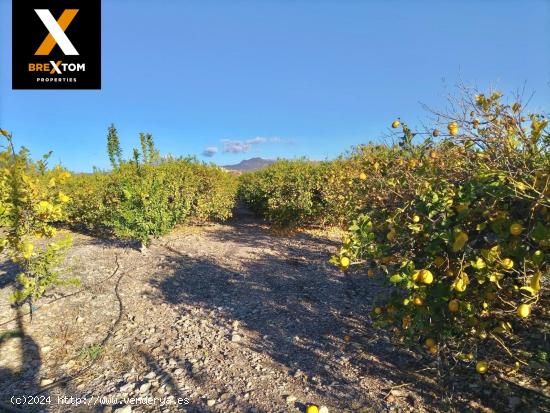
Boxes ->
[0,216,544,413]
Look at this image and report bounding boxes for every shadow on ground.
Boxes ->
[148,221,522,412]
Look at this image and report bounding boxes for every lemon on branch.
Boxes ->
[420,269,434,284]
[501,258,514,270]
[517,303,531,318]
[448,122,459,136]
[453,272,469,292]
[425,338,436,348]
[476,361,488,374]
[448,299,460,313]
[340,257,350,268]
[510,222,523,236]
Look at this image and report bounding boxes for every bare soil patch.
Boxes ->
[0,217,548,412]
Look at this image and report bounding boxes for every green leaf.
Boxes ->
[389,274,403,283]
[520,286,536,296]
[531,222,549,242]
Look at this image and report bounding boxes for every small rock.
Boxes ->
[206,399,216,407]
[40,378,54,386]
[120,383,135,392]
[387,395,396,403]
[139,382,151,393]
[390,389,405,397]
[114,406,132,413]
[232,320,240,329]
[76,316,84,323]
[319,406,329,413]
[41,346,52,354]
[285,395,297,403]
[231,334,242,343]
[144,371,156,380]
[64,360,76,369]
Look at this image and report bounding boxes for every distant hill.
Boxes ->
[222,157,275,172]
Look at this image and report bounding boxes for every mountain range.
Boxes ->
[222,157,275,172]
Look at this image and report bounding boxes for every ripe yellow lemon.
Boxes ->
[428,345,439,354]
[340,257,350,268]
[517,303,531,318]
[510,222,523,236]
[420,269,434,284]
[306,405,319,413]
[501,258,514,270]
[413,296,423,306]
[391,120,400,128]
[448,122,459,136]
[448,299,460,313]
[412,270,421,282]
[412,214,421,223]
[359,172,367,180]
[476,361,488,374]
[454,272,469,292]
[425,338,436,348]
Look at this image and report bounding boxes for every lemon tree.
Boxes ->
[64,127,238,247]
[1,129,77,317]
[334,90,549,370]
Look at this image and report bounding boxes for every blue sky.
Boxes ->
[1,0,549,172]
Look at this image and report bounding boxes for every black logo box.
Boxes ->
[12,0,101,89]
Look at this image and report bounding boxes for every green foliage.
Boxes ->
[65,128,238,245]
[0,129,77,312]
[239,159,326,228]
[79,343,104,361]
[238,146,393,228]
[107,123,122,169]
[332,90,549,366]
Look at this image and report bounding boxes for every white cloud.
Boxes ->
[220,136,290,153]
[269,136,294,144]
[221,140,251,153]
[202,146,218,157]
[246,136,267,145]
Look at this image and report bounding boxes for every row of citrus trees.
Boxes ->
[238,146,394,228]
[239,90,549,372]
[0,126,237,313]
[64,125,237,248]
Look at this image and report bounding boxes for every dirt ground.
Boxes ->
[0,213,549,413]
